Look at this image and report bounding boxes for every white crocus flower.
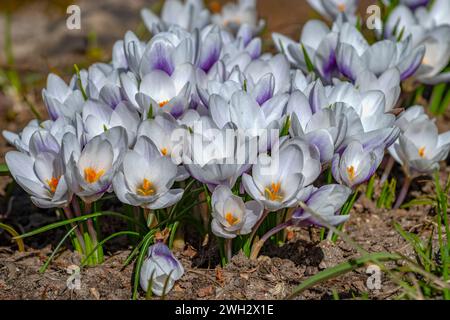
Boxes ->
[113,136,184,210]
[211,0,265,34]
[332,140,384,188]
[209,91,286,151]
[307,0,358,21]
[3,120,44,154]
[288,90,348,163]
[64,128,127,203]
[183,116,252,189]
[384,3,450,84]
[244,54,291,95]
[242,138,320,211]
[5,150,71,209]
[211,185,263,239]
[42,74,85,121]
[273,20,340,83]
[292,184,352,227]
[336,23,425,81]
[389,117,450,175]
[141,0,210,33]
[122,63,195,119]
[82,100,140,146]
[140,241,184,296]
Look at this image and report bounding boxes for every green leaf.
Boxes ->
[287,252,402,299]
[301,44,315,73]
[74,64,88,101]
[430,83,446,115]
[15,211,146,239]
[39,225,78,273]
[0,163,10,176]
[132,233,155,300]
[401,198,434,209]
[280,116,290,137]
[81,231,140,267]
[437,87,450,116]
[168,221,180,250]
[0,222,24,252]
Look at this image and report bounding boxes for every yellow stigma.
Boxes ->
[209,1,222,13]
[158,100,169,108]
[347,165,356,181]
[137,178,156,196]
[84,168,105,184]
[265,182,283,202]
[225,212,239,226]
[338,3,346,12]
[46,177,60,193]
[418,147,426,158]
[161,147,168,156]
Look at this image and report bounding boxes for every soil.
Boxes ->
[0,0,449,300]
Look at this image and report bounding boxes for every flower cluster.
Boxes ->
[3,0,450,296]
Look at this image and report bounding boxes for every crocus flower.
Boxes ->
[64,127,127,203]
[244,54,291,95]
[182,116,252,189]
[292,184,352,227]
[273,20,339,83]
[122,64,194,119]
[211,185,263,239]
[307,0,358,21]
[242,138,320,211]
[140,241,184,296]
[137,113,191,182]
[220,24,262,63]
[389,117,450,175]
[211,0,264,34]
[288,90,348,163]
[5,150,71,208]
[113,136,184,209]
[42,73,85,121]
[3,120,42,154]
[336,23,425,81]
[384,4,450,84]
[209,91,287,151]
[332,140,384,188]
[141,0,210,33]
[82,100,140,146]
[121,31,147,76]
[138,29,196,78]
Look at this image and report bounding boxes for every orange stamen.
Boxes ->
[418,147,426,158]
[46,177,60,193]
[137,178,156,196]
[161,147,168,156]
[158,100,169,108]
[225,212,239,226]
[265,182,283,202]
[347,165,356,181]
[84,168,105,184]
[338,3,346,12]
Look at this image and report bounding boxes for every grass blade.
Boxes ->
[0,163,10,176]
[0,222,25,252]
[287,252,401,299]
[81,231,140,267]
[15,211,145,239]
[132,232,155,300]
[39,225,78,273]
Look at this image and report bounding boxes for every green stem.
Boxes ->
[62,206,85,253]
